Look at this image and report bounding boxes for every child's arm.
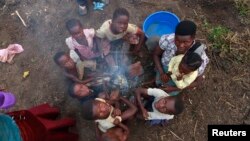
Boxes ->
[135,88,150,119]
[133,28,145,53]
[119,97,137,121]
[64,72,94,84]
[161,85,180,93]
[153,47,169,83]
[118,123,129,139]
[172,71,198,89]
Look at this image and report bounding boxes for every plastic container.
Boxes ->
[143,11,180,38]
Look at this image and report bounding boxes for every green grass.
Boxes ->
[234,0,250,17]
[208,26,230,52]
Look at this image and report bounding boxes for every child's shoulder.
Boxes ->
[84,28,95,37]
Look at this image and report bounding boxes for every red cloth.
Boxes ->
[7,104,78,141]
[7,110,46,141]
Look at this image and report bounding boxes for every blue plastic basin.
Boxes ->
[143,11,180,38]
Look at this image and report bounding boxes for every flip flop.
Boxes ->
[0,92,16,109]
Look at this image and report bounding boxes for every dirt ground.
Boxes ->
[0,0,249,141]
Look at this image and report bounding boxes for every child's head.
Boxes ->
[111,8,130,34]
[179,52,202,74]
[66,19,84,40]
[154,95,184,115]
[102,127,128,141]
[82,99,112,120]
[54,52,75,69]
[68,83,90,98]
[174,20,197,54]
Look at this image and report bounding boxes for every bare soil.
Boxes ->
[0,0,249,141]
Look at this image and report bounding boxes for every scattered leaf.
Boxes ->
[23,71,30,78]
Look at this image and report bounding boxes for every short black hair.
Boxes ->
[112,8,129,21]
[182,52,202,71]
[173,96,184,115]
[81,99,95,120]
[68,83,77,98]
[65,19,82,32]
[53,51,66,65]
[175,20,197,36]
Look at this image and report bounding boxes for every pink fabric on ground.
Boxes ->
[0,44,24,63]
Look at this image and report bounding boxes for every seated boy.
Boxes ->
[161,52,203,93]
[135,87,184,126]
[101,123,129,141]
[96,8,145,57]
[65,19,115,71]
[81,94,137,136]
[54,52,94,83]
[68,78,111,103]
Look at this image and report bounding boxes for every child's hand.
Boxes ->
[160,73,170,83]
[142,108,149,119]
[102,46,110,56]
[112,108,121,117]
[110,89,120,101]
[177,74,183,81]
[113,118,121,125]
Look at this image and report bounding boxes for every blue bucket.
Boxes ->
[143,11,180,38]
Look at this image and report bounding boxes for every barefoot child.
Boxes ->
[135,87,184,126]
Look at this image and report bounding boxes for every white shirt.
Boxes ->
[146,88,174,120]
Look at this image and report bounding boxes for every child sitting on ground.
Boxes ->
[81,93,137,138]
[161,52,203,93]
[135,87,184,126]
[54,52,94,83]
[65,19,115,71]
[101,123,129,141]
[68,78,111,103]
[96,8,145,57]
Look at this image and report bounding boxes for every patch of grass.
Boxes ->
[202,20,231,54]
[234,0,250,17]
[202,20,249,62]
[208,26,230,52]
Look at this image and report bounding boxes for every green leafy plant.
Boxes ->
[208,26,230,53]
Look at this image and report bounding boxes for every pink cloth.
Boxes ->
[0,44,24,63]
[65,28,110,60]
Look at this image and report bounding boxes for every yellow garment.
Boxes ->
[96,19,138,41]
[168,55,198,89]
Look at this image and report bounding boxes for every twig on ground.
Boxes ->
[15,10,27,27]
[168,129,184,141]
[193,120,198,140]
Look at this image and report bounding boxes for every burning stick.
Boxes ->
[15,10,27,27]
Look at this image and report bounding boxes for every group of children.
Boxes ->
[53,7,209,141]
